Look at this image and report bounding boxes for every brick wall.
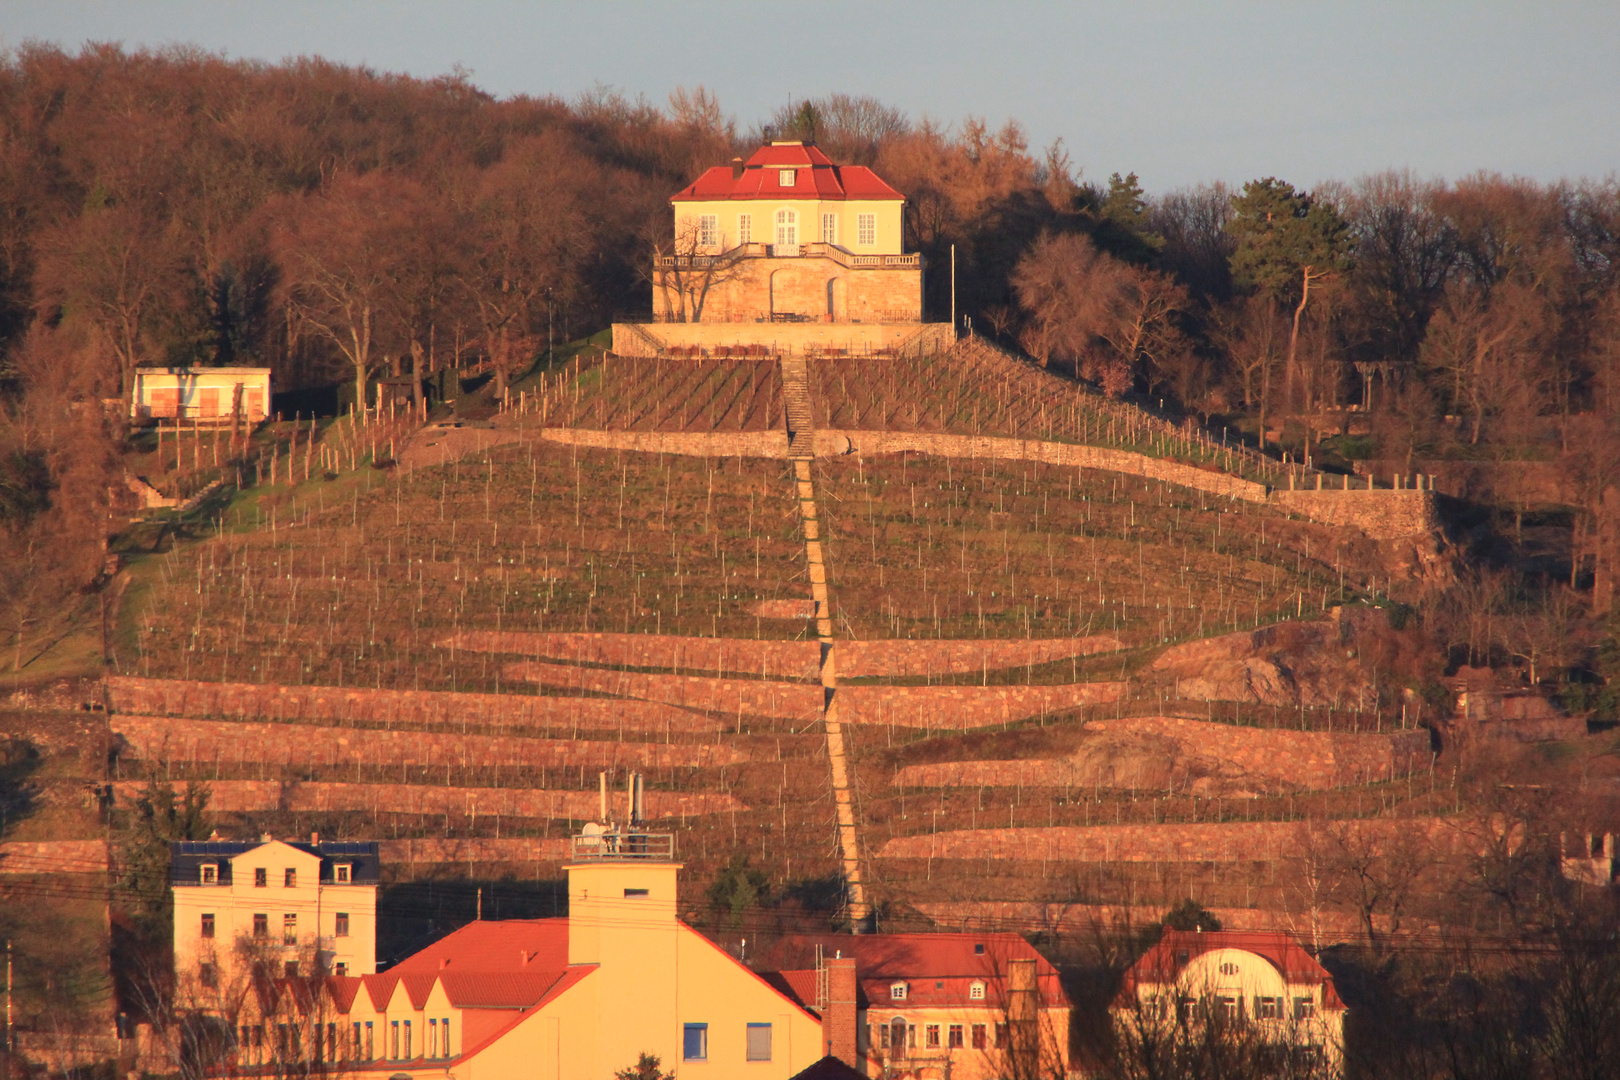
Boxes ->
[878,818,1475,862]
[112,715,748,769]
[105,676,723,733]
[891,717,1431,793]
[110,779,739,819]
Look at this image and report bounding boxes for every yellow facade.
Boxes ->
[247,852,824,1080]
[673,199,904,258]
[172,839,378,994]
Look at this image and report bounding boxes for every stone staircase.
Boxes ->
[779,353,871,929]
[780,355,815,458]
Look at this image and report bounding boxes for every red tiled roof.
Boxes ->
[671,143,903,203]
[388,918,570,975]
[399,973,437,1009]
[761,969,823,1014]
[326,976,363,1013]
[1118,930,1345,1010]
[438,970,570,1010]
[359,972,399,1012]
[760,932,1067,1009]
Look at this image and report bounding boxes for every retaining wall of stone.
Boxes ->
[527,426,1441,539]
[893,718,1431,793]
[105,676,722,732]
[110,780,739,819]
[381,837,572,867]
[447,632,820,679]
[0,840,109,875]
[879,818,1474,862]
[835,681,1128,728]
[837,636,1122,678]
[505,663,824,721]
[111,715,747,769]
[909,900,1368,941]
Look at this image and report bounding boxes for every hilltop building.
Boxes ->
[1113,929,1345,1067]
[170,836,380,991]
[617,142,953,358]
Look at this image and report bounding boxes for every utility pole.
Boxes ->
[6,938,12,1057]
[950,243,956,332]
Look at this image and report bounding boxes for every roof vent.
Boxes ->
[731,157,744,181]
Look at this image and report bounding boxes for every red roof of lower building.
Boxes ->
[388,917,570,974]
[759,932,1067,1010]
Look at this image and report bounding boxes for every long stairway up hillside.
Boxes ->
[780,353,871,929]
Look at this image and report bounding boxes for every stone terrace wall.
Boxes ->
[110,780,739,819]
[611,322,954,358]
[0,840,109,875]
[112,715,747,769]
[105,676,723,733]
[1270,488,1440,541]
[383,837,571,868]
[837,636,1122,678]
[447,632,820,679]
[836,681,1127,728]
[892,717,1432,793]
[817,431,1267,502]
[909,900,1368,940]
[539,428,789,458]
[505,663,823,721]
[445,629,1121,680]
[880,818,1476,862]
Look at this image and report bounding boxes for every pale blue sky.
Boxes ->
[3,1,1617,192]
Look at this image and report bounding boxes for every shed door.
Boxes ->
[199,388,221,416]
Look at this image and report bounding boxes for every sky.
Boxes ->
[3,1,1618,192]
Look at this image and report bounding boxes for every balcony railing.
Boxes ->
[654,243,920,270]
[570,831,676,862]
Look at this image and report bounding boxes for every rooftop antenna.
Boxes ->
[599,771,608,823]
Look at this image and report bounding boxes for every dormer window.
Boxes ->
[779,169,796,187]
[335,863,352,884]
[199,863,218,884]
[970,981,986,1001]
[890,982,908,1001]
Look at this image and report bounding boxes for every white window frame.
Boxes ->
[858,212,876,246]
[737,213,752,245]
[335,863,351,883]
[969,981,986,1001]
[775,208,797,246]
[199,863,217,884]
[697,214,719,249]
[820,212,837,244]
[779,169,796,187]
[889,981,908,1001]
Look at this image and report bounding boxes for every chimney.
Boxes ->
[731,157,744,181]
[310,831,319,845]
[824,956,860,1071]
[1007,958,1039,1079]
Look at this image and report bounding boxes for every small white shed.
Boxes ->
[131,367,271,424]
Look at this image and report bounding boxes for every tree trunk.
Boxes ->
[1286,266,1312,431]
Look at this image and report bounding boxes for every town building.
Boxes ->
[131,366,271,424]
[231,832,825,1080]
[170,836,380,994]
[759,932,1072,1080]
[1112,929,1345,1068]
[617,143,953,359]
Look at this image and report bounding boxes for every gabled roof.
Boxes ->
[326,976,364,1013]
[789,1056,868,1080]
[671,142,903,203]
[760,932,1067,1009]
[438,971,572,1010]
[1118,930,1345,1010]
[388,918,570,975]
[398,973,437,1010]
